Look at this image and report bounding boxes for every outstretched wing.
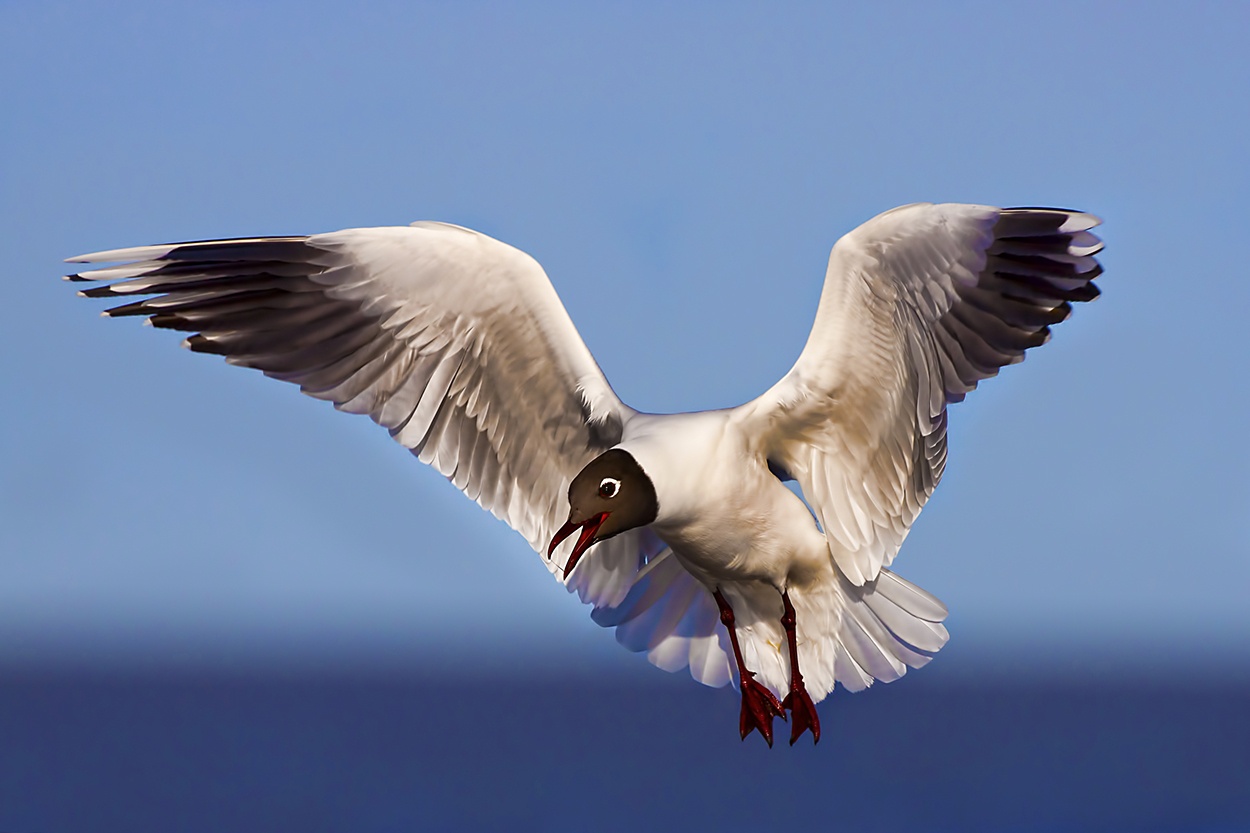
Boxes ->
[67,222,648,607]
[740,204,1103,585]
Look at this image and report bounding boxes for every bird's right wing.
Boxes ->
[67,222,650,607]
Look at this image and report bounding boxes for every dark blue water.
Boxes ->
[1,664,1246,832]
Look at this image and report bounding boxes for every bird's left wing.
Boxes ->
[738,204,1103,585]
[67,222,647,606]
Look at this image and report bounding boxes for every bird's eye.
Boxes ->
[598,477,621,499]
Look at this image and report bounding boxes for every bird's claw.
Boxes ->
[739,674,786,747]
[782,683,821,746]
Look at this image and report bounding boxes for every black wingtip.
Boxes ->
[77,284,126,299]
[148,313,199,331]
[184,334,227,355]
[103,299,152,318]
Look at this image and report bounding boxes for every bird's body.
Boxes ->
[626,409,830,590]
[68,202,1103,746]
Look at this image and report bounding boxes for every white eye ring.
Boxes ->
[598,477,621,499]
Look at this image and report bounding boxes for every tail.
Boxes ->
[785,567,950,695]
[590,553,949,704]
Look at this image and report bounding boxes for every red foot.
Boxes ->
[782,683,821,746]
[779,589,821,746]
[739,673,786,747]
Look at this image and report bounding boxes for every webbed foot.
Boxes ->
[739,673,786,747]
[782,682,821,745]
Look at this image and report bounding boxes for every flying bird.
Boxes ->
[67,203,1103,746]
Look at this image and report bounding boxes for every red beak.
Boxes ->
[547,512,609,577]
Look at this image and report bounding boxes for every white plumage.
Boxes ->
[68,202,1103,745]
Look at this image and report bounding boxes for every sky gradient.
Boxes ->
[2,1,1248,680]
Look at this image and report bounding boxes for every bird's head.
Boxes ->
[547,448,658,576]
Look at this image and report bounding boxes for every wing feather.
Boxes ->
[591,542,734,688]
[68,223,653,607]
[742,203,1103,585]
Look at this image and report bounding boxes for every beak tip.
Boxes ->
[546,513,609,577]
[548,520,578,559]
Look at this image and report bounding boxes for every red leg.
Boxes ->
[780,590,821,745]
[713,589,785,747]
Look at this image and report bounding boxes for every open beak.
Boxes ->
[547,511,609,577]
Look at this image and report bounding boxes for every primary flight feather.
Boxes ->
[68,203,1103,746]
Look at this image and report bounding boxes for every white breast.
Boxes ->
[620,411,831,590]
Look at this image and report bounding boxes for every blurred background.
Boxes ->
[2,2,1247,831]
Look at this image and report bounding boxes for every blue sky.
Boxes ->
[2,1,1247,677]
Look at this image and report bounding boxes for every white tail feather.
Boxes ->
[731,568,949,702]
[591,553,947,702]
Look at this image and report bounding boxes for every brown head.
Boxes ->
[547,448,658,576]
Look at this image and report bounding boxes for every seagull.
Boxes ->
[67,203,1103,747]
